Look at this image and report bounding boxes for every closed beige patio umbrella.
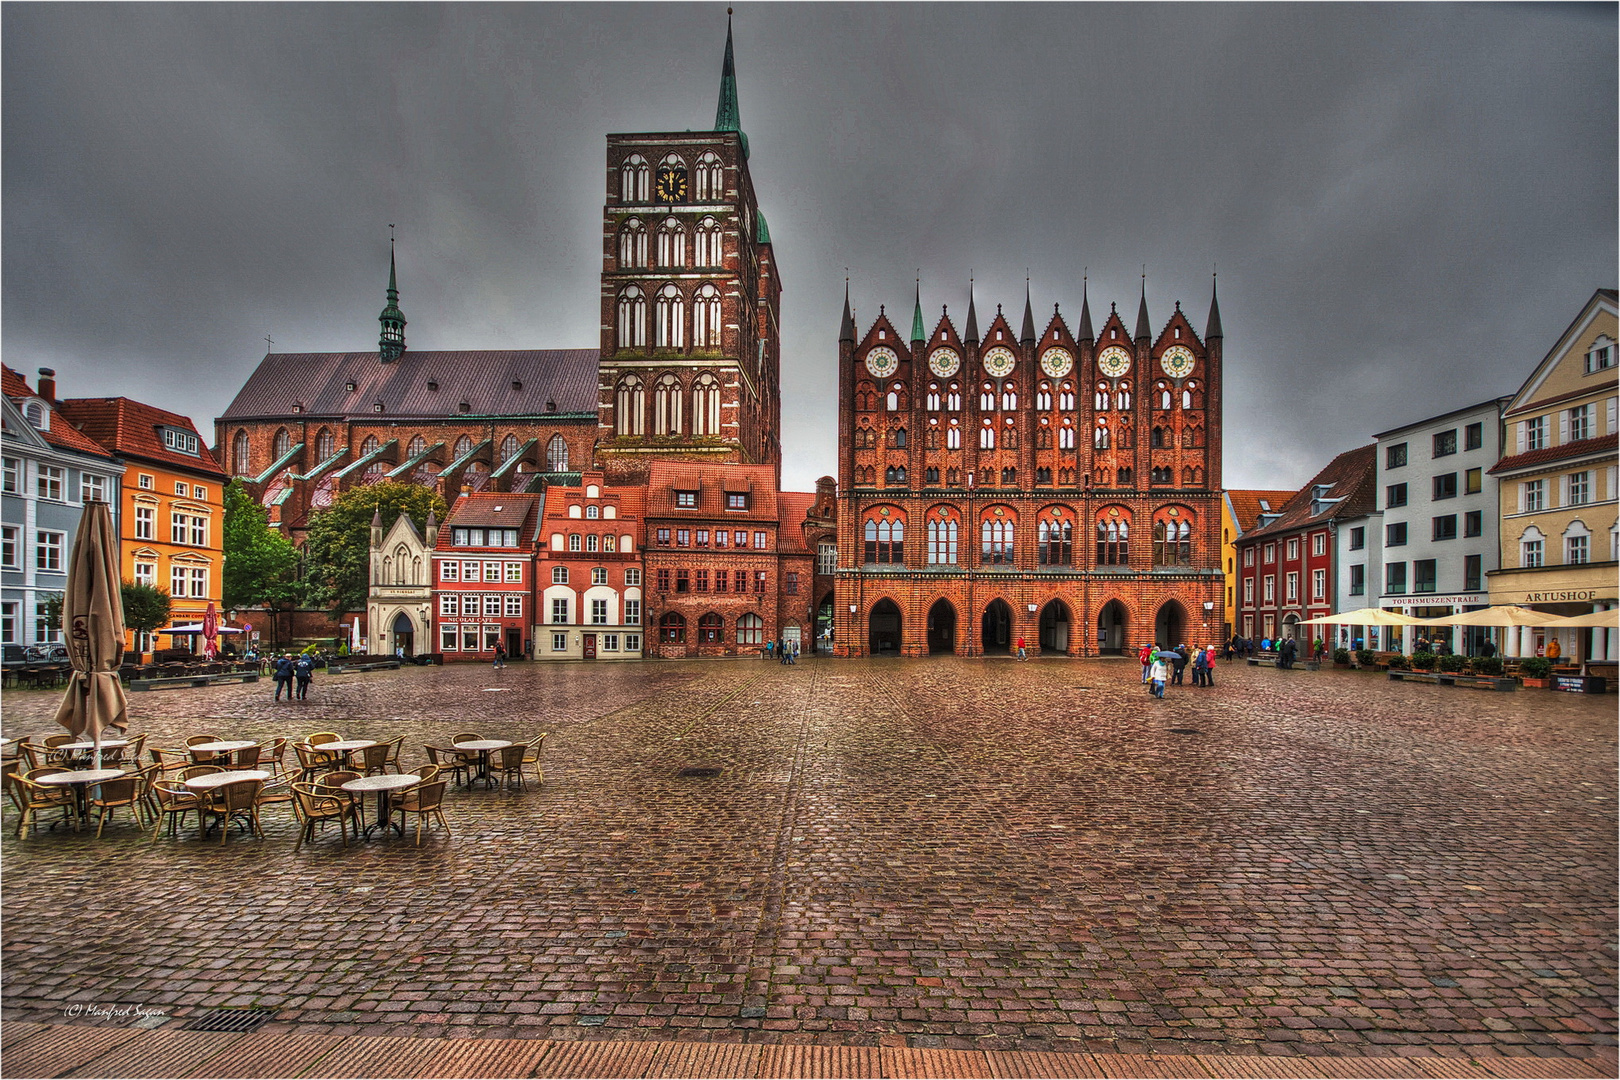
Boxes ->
[1408,605,1565,627]
[1303,607,1424,626]
[52,501,129,768]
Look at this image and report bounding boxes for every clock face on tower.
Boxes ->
[982,346,1016,378]
[1040,347,1074,378]
[865,346,899,379]
[1160,345,1195,379]
[927,348,960,377]
[1097,346,1132,378]
[655,166,688,203]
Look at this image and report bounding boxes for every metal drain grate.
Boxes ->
[1169,728,1201,735]
[182,1007,277,1033]
[677,767,721,778]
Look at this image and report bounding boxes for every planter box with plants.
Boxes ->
[1518,657,1552,688]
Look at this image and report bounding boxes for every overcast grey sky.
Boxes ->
[4,3,1615,493]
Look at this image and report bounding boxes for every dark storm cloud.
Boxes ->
[4,3,1614,491]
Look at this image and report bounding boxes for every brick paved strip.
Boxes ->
[1,1021,49,1050]
[1306,1059,1430,1079]
[535,1038,662,1079]
[1196,1054,1330,1078]
[1406,1060,1499,1079]
[0,1021,147,1078]
[182,1031,346,1078]
[62,1029,246,1078]
[1092,1054,1214,1079]
[877,1045,994,1078]
[1473,1058,1616,1080]
[755,1044,884,1078]
[414,1036,555,1079]
[312,1034,448,1078]
[983,1050,1109,1078]
[644,1041,763,1078]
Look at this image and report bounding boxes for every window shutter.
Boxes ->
[1517,483,1526,514]
[1559,474,1569,507]
[1608,466,1617,502]
[1516,421,1526,453]
[1608,396,1617,434]
[1559,410,1570,444]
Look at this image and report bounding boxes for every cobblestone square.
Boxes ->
[1,658,1613,1061]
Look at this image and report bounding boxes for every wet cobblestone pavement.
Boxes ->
[2,658,1614,1060]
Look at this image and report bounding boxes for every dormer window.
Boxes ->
[346,381,357,392]
[675,490,697,508]
[1587,336,1615,373]
[426,380,437,392]
[23,401,46,430]
[162,427,199,455]
[372,402,384,413]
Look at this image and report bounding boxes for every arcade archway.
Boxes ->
[927,599,957,654]
[1039,600,1071,654]
[1097,600,1129,654]
[981,598,1012,654]
[868,599,902,655]
[815,594,835,653]
[1154,600,1187,649]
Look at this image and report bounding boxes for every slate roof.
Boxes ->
[1236,445,1378,545]
[56,395,225,476]
[220,350,600,421]
[1225,489,1299,535]
[1,366,117,460]
[645,461,779,520]
[1488,433,1618,475]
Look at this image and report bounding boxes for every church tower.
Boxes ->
[596,15,782,483]
[378,241,406,363]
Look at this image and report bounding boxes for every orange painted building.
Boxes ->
[57,396,229,656]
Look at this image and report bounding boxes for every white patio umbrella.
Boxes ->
[1407,605,1565,627]
[1537,609,1620,629]
[1303,608,1424,626]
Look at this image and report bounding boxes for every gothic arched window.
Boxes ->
[1058,421,1076,450]
[862,514,904,564]
[695,216,723,266]
[980,516,1014,565]
[314,428,335,461]
[947,424,962,449]
[232,430,251,476]
[1096,516,1129,565]
[655,284,685,348]
[657,220,686,268]
[1038,512,1073,566]
[618,218,648,268]
[407,434,427,459]
[1001,383,1018,410]
[617,285,646,349]
[1036,383,1052,411]
[546,434,569,472]
[979,424,995,450]
[621,155,649,202]
[272,428,291,460]
[654,374,683,435]
[695,151,724,201]
[616,375,645,436]
[691,373,721,436]
[499,434,521,464]
[693,283,722,348]
[1059,383,1075,411]
[453,435,473,459]
[927,509,960,565]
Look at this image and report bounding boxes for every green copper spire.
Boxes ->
[756,209,771,244]
[714,12,749,158]
[379,237,406,362]
[910,279,925,342]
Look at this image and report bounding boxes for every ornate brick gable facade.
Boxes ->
[834,283,1225,657]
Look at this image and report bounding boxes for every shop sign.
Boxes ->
[1521,590,1600,603]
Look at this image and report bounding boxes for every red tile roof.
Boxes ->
[1224,489,1298,535]
[2,366,118,460]
[645,461,780,520]
[220,350,600,420]
[441,492,541,535]
[1488,433,1618,475]
[1237,445,1378,544]
[775,492,818,553]
[56,396,226,477]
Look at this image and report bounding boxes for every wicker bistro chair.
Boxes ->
[8,770,78,836]
[229,744,262,769]
[291,782,359,850]
[521,734,547,787]
[383,736,406,774]
[304,732,341,746]
[88,767,156,838]
[451,732,482,743]
[185,735,227,767]
[200,777,265,844]
[357,742,393,777]
[315,771,366,830]
[423,745,470,788]
[18,743,51,771]
[149,746,191,774]
[488,744,528,792]
[293,741,342,782]
[255,738,290,780]
[394,780,450,846]
[150,777,205,842]
[118,734,148,770]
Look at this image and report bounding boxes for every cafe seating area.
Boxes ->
[1,725,546,849]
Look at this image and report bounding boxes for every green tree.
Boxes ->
[222,479,301,611]
[121,580,171,660]
[39,591,64,637]
[302,481,446,620]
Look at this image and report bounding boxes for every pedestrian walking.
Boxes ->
[1016,635,1028,661]
[1149,655,1169,699]
[1204,644,1217,687]
[273,654,294,701]
[788,639,799,665]
[493,642,506,669]
[1172,644,1188,685]
[294,654,313,700]
[1139,643,1153,683]
[1192,646,1207,687]
[765,640,775,660]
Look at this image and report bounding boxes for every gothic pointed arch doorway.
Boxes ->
[391,612,416,657]
[1039,600,1071,654]
[927,599,957,654]
[1097,600,1128,654]
[1155,600,1187,649]
[981,598,1012,654]
[868,599,902,655]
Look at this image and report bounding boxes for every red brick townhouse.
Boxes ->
[534,471,647,661]
[432,492,542,661]
[1234,445,1377,644]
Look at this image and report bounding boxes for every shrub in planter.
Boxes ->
[1519,657,1552,679]
[1333,648,1351,665]
[1356,649,1378,667]
[1437,654,1465,673]
[1411,650,1438,670]
[1386,653,1411,670]
[1472,656,1504,676]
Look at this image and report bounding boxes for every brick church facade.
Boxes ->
[834,281,1226,657]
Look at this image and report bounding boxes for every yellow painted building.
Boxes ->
[1220,489,1295,640]
[58,397,229,657]
[1487,289,1618,660]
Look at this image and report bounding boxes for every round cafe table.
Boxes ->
[321,739,378,768]
[35,768,127,825]
[342,774,421,837]
[182,769,271,792]
[57,739,130,751]
[451,740,512,789]
[188,740,256,754]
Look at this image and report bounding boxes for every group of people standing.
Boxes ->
[1139,643,1219,699]
[270,653,314,701]
[764,638,800,664]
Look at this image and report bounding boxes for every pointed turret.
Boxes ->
[964,280,979,344]
[1019,280,1036,346]
[1134,275,1151,342]
[378,242,406,362]
[839,279,855,343]
[910,279,925,343]
[713,12,748,157]
[369,506,384,549]
[1077,275,1094,342]
[424,508,440,547]
[1206,273,1223,341]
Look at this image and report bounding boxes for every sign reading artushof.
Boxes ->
[1521,591,1600,603]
